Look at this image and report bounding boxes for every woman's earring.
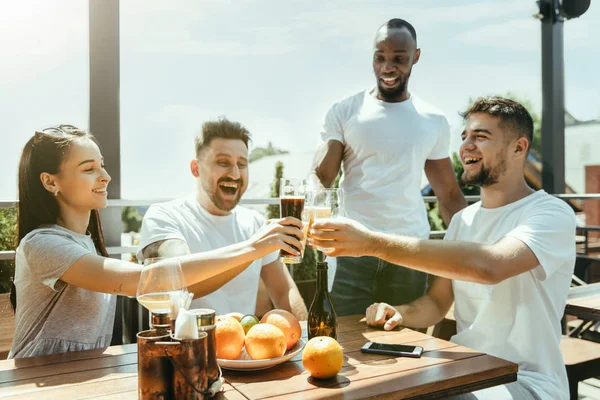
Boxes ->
[54,190,59,197]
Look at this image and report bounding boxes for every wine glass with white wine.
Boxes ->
[136,257,188,317]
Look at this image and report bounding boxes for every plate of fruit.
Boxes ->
[216,309,306,371]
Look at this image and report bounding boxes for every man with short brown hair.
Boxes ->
[139,117,307,319]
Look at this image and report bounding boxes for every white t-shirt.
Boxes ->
[445,190,576,400]
[137,195,278,315]
[320,89,450,238]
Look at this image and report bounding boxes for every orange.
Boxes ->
[215,317,245,360]
[302,336,344,379]
[244,323,287,360]
[224,312,244,322]
[261,309,302,350]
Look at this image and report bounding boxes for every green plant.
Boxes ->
[0,207,17,293]
[122,206,142,233]
[266,161,283,221]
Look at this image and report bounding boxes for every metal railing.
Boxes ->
[1,193,599,261]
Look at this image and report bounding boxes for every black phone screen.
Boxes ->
[369,343,419,353]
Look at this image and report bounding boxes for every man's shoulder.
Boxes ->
[410,94,447,120]
[331,90,368,112]
[524,190,575,217]
[146,196,194,217]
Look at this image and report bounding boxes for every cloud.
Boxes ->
[120,0,536,57]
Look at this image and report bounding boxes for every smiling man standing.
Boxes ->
[312,18,466,316]
[138,118,307,319]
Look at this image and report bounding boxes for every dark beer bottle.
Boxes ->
[308,261,337,339]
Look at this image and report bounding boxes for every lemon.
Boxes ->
[240,314,260,334]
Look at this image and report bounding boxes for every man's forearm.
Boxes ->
[313,140,343,188]
[369,233,497,284]
[288,288,308,320]
[271,286,308,320]
[397,295,449,329]
[438,188,467,226]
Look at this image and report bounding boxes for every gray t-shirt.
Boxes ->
[9,225,116,358]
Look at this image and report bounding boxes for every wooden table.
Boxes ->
[0,315,517,399]
[566,282,600,322]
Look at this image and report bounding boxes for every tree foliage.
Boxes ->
[122,206,142,233]
[0,208,17,293]
[249,142,289,163]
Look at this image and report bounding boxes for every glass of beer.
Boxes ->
[279,178,307,264]
[311,188,343,253]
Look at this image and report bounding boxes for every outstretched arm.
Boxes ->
[142,238,252,298]
[310,218,540,285]
[60,217,304,297]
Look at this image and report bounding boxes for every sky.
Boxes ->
[1,0,599,200]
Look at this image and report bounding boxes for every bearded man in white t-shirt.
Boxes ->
[310,97,576,399]
[138,118,307,320]
[312,18,467,316]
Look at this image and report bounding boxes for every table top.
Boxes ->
[0,315,517,400]
[566,282,600,321]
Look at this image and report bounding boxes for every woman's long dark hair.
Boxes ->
[10,125,109,311]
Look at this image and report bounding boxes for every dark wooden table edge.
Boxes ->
[404,372,518,400]
[565,305,600,321]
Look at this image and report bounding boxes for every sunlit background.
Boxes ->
[1,0,598,200]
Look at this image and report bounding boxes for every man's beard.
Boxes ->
[202,178,244,212]
[461,156,506,187]
[377,70,410,102]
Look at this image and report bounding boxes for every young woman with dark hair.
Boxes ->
[9,125,302,358]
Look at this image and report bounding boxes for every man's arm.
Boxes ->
[366,277,454,330]
[260,260,308,320]
[313,140,344,188]
[142,239,252,299]
[310,219,540,285]
[425,158,467,226]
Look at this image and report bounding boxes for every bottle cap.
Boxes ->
[317,261,328,269]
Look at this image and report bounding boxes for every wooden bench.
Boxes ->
[431,305,600,400]
[0,293,15,359]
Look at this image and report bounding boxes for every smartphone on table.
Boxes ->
[361,342,423,358]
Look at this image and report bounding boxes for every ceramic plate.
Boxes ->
[217,339,305,371]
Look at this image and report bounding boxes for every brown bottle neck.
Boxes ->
[316,262,328,290]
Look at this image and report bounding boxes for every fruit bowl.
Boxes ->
[217,339,306,371]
